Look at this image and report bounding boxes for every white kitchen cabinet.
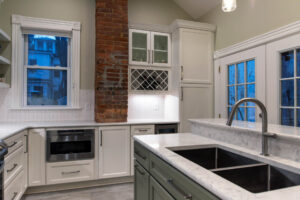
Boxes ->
[28,129,46,186]
[129,29,171,67]
[98,126,131,179]
[46,160,95,185]
[180,85,214,132]
[171,20,215,132]
[130,125,155,175]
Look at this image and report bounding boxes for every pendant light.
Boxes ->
[222,0,237,12]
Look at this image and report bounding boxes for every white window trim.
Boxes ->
[11,15,81,109]
[214,45,266,120]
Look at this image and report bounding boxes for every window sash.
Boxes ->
[23,34,72,107]
[227,59,256,121]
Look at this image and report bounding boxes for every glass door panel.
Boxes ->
[130,30,149,65]
[152,33,170,66]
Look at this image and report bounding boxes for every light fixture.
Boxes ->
[222,0,237,12]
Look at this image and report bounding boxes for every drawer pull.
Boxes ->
[61,170,80,175]
[167,179,193,200]
[7,164,18,173]
[134,165,145,175]
[135,151,147,160]
[11,192,18,200]
[138,129,149,132]
[7,142,17,148]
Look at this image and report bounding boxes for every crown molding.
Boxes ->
[214,20,300,59]
[12,15,81,32]
[169,19,216,33]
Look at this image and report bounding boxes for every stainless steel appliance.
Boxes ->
[46,129,95,162]
[155,124,178,134]
[0,140,8,200]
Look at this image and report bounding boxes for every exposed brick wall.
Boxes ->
[95,0,128,122]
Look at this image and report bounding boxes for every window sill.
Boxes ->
[9,107,82,111]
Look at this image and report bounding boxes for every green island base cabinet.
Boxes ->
[134,141,219,200]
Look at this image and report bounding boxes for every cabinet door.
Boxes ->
[149,177,174,200]
[130,29,150,65]
[28,129,46,186]
[99,126,130,178]
[180,29,213,84]
[134,161,149,200]
[180,85,213,132]
[151,32,171,67]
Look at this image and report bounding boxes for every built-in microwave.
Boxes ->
[155,124,178,134]
[46,129,95,162]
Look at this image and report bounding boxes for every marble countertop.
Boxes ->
[134,133,300,200]
[0,119,179,140]
[189,118,300,140]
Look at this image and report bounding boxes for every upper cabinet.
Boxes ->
[129,29,171,67]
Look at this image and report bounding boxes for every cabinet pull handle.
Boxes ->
[181,87,184,101]
[167,179,193,200]
[61,170,80,175]
[134,165,145,175]
[181,66,184,80]
[7,141,17,148]
[148,50,151,64]
[24,135,28,153]
[135,151,147,160]
[138,129,148,132]
[152,50,154,64]
[7,164,18,173]
[100,130,103,146]
[11,192,18,200]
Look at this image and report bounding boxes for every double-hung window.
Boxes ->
[11,15,81,109]
[227,60,256,122]
[280,49,300,126]
[24,34,70,106]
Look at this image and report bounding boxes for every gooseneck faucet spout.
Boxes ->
[226,98,276,156]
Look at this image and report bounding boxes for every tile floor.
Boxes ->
[22,183,134,200]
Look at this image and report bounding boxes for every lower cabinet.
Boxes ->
[134,161,149,200]
[149,177,175,200]
[134,141,219,200]
[4,170,26,200]
[99,126,131,179]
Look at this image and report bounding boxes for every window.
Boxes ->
[280,49,300,126]
[11,15,81,109]
[25,34,69,106]
[227,60,256,122]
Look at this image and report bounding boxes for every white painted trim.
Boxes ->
[11,15,81,109]
[214,20,300,59]
[169,19,216,33]
[129,22,170,33]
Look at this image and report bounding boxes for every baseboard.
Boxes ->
[25,176,134,195]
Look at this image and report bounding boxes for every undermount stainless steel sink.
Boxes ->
[172,147,300,193]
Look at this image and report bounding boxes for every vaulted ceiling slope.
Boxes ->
[172,0,221,19]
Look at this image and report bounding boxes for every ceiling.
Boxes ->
[173,0,221,19]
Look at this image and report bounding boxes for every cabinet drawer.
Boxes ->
[46,160,94,185]
[134,142,150,170]
[149,153,219,200]
[4,146,24,187]
[4,131,25,156]
[4,170,25,200]
[131,125,155,135]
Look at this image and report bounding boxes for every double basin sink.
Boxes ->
[172,147,300,193]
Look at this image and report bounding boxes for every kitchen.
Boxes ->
[0,0,300,200]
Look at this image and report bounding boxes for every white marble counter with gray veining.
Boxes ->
[0,119,179,140]
[134,133,300,200]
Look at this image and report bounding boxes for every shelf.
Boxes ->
[0,29,11,42]
[0,82,9,88]
[0,56,10,65]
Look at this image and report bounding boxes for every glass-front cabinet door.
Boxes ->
[151,32,171,67]
[129,29,171,67]
[130,29,150,65]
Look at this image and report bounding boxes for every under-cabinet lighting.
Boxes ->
[222,0,237,12]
